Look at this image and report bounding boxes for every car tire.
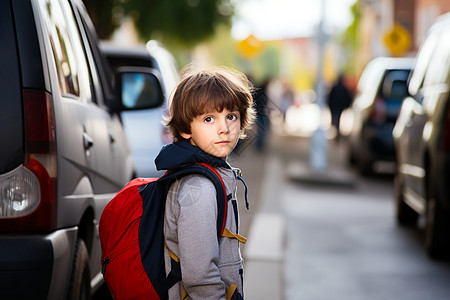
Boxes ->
[68,239,92,300]
[425,197,450,259]
[394,173,418,226]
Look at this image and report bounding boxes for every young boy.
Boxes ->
[154,66,255,299]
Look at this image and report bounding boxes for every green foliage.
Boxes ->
[340,1,360,75]
[202,25,240,68]
[83,0,234,47]
[83,0,120,39]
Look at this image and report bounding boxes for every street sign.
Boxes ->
[382,23,411,56]
[237,34,262,58]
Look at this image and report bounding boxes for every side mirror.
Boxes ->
[386,79,408,99]
[114,67,164,111]
[381,70,410,100]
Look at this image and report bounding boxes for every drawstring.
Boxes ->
[236,174,249,210]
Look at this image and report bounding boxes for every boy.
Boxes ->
[154,66,255,299]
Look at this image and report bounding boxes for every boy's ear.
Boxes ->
[180,132,191,139]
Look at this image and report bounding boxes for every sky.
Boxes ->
[231,0,357,41]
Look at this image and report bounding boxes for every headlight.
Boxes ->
[0,165,40,217]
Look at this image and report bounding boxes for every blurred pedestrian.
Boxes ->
[253,79,270,151]
[327,74,352,142]
[280,81,294,122]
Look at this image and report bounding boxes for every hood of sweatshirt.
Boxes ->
[155,140,231,171]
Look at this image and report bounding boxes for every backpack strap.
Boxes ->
[138,163,229,299]
[159,162,228,238]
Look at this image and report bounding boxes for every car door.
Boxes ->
[400,24,442,198]
[395,97,427,196]
[35,0,131,228]
[36,0,133,280]
[72,0,134,190]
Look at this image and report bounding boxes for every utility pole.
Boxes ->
[309,0,328,171]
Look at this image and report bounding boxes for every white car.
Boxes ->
[102,41,180,177]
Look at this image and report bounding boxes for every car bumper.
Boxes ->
[0,227,77,300]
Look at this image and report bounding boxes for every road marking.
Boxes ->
[245,212,285,261]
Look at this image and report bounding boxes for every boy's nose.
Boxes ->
[218,119,230,134]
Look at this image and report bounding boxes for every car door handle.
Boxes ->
[108,129,116,144]
[83,132,94,150]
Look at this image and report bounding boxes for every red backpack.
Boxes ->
[99,163,228,300]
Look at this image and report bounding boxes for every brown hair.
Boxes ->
[166,65,256,142]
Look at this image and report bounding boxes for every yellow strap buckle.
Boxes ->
[222,228,247,244]
[226,283,238,300]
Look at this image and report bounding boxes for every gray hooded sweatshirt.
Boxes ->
[157,141,245,300]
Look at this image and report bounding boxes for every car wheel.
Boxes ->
[68,239,92,300]
[425,197,450,259]
[394,172,418,226]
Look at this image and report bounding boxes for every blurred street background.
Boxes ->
[230,127,450,300]
[88,0,450,299]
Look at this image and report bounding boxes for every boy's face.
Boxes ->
[181,109,240,159]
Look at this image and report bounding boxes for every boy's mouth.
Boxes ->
[216,140,230,145]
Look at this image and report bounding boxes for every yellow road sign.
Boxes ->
[382,23,411,56]
[237,34,262,58]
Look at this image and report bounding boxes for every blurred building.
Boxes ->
[415,0,450,46]
[357,0,449,75]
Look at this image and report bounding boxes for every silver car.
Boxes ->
[347,56,414,175]
[393,12,450,259]
[0,0,163,298]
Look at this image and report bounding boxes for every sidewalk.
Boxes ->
[232,132,355,300]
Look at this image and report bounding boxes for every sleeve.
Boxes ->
[175,175,226,300]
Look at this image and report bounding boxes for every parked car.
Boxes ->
[0,0,163,299]
[347,56,414,175]
[393,13,450,259]
[101,41,180,177]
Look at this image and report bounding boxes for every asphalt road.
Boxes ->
[95,130,450,300]
[238,132,450,300]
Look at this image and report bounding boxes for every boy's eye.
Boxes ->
[204,116,214,123]
[227,114,238,121]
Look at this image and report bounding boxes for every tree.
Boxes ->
[83,0,120,39]
[83,0,234,47]
[340,1,360,75]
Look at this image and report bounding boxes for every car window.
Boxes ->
[423,27,450,87]
[37,0,80,97]
[37,0,92,102]
[382,70,410,100]
[421,26,450,115]
[408,25,440,97]
[71,2,115,107]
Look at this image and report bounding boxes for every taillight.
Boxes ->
[0,89,57,231]
[370,96,387,124]
[0,165,40,217]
